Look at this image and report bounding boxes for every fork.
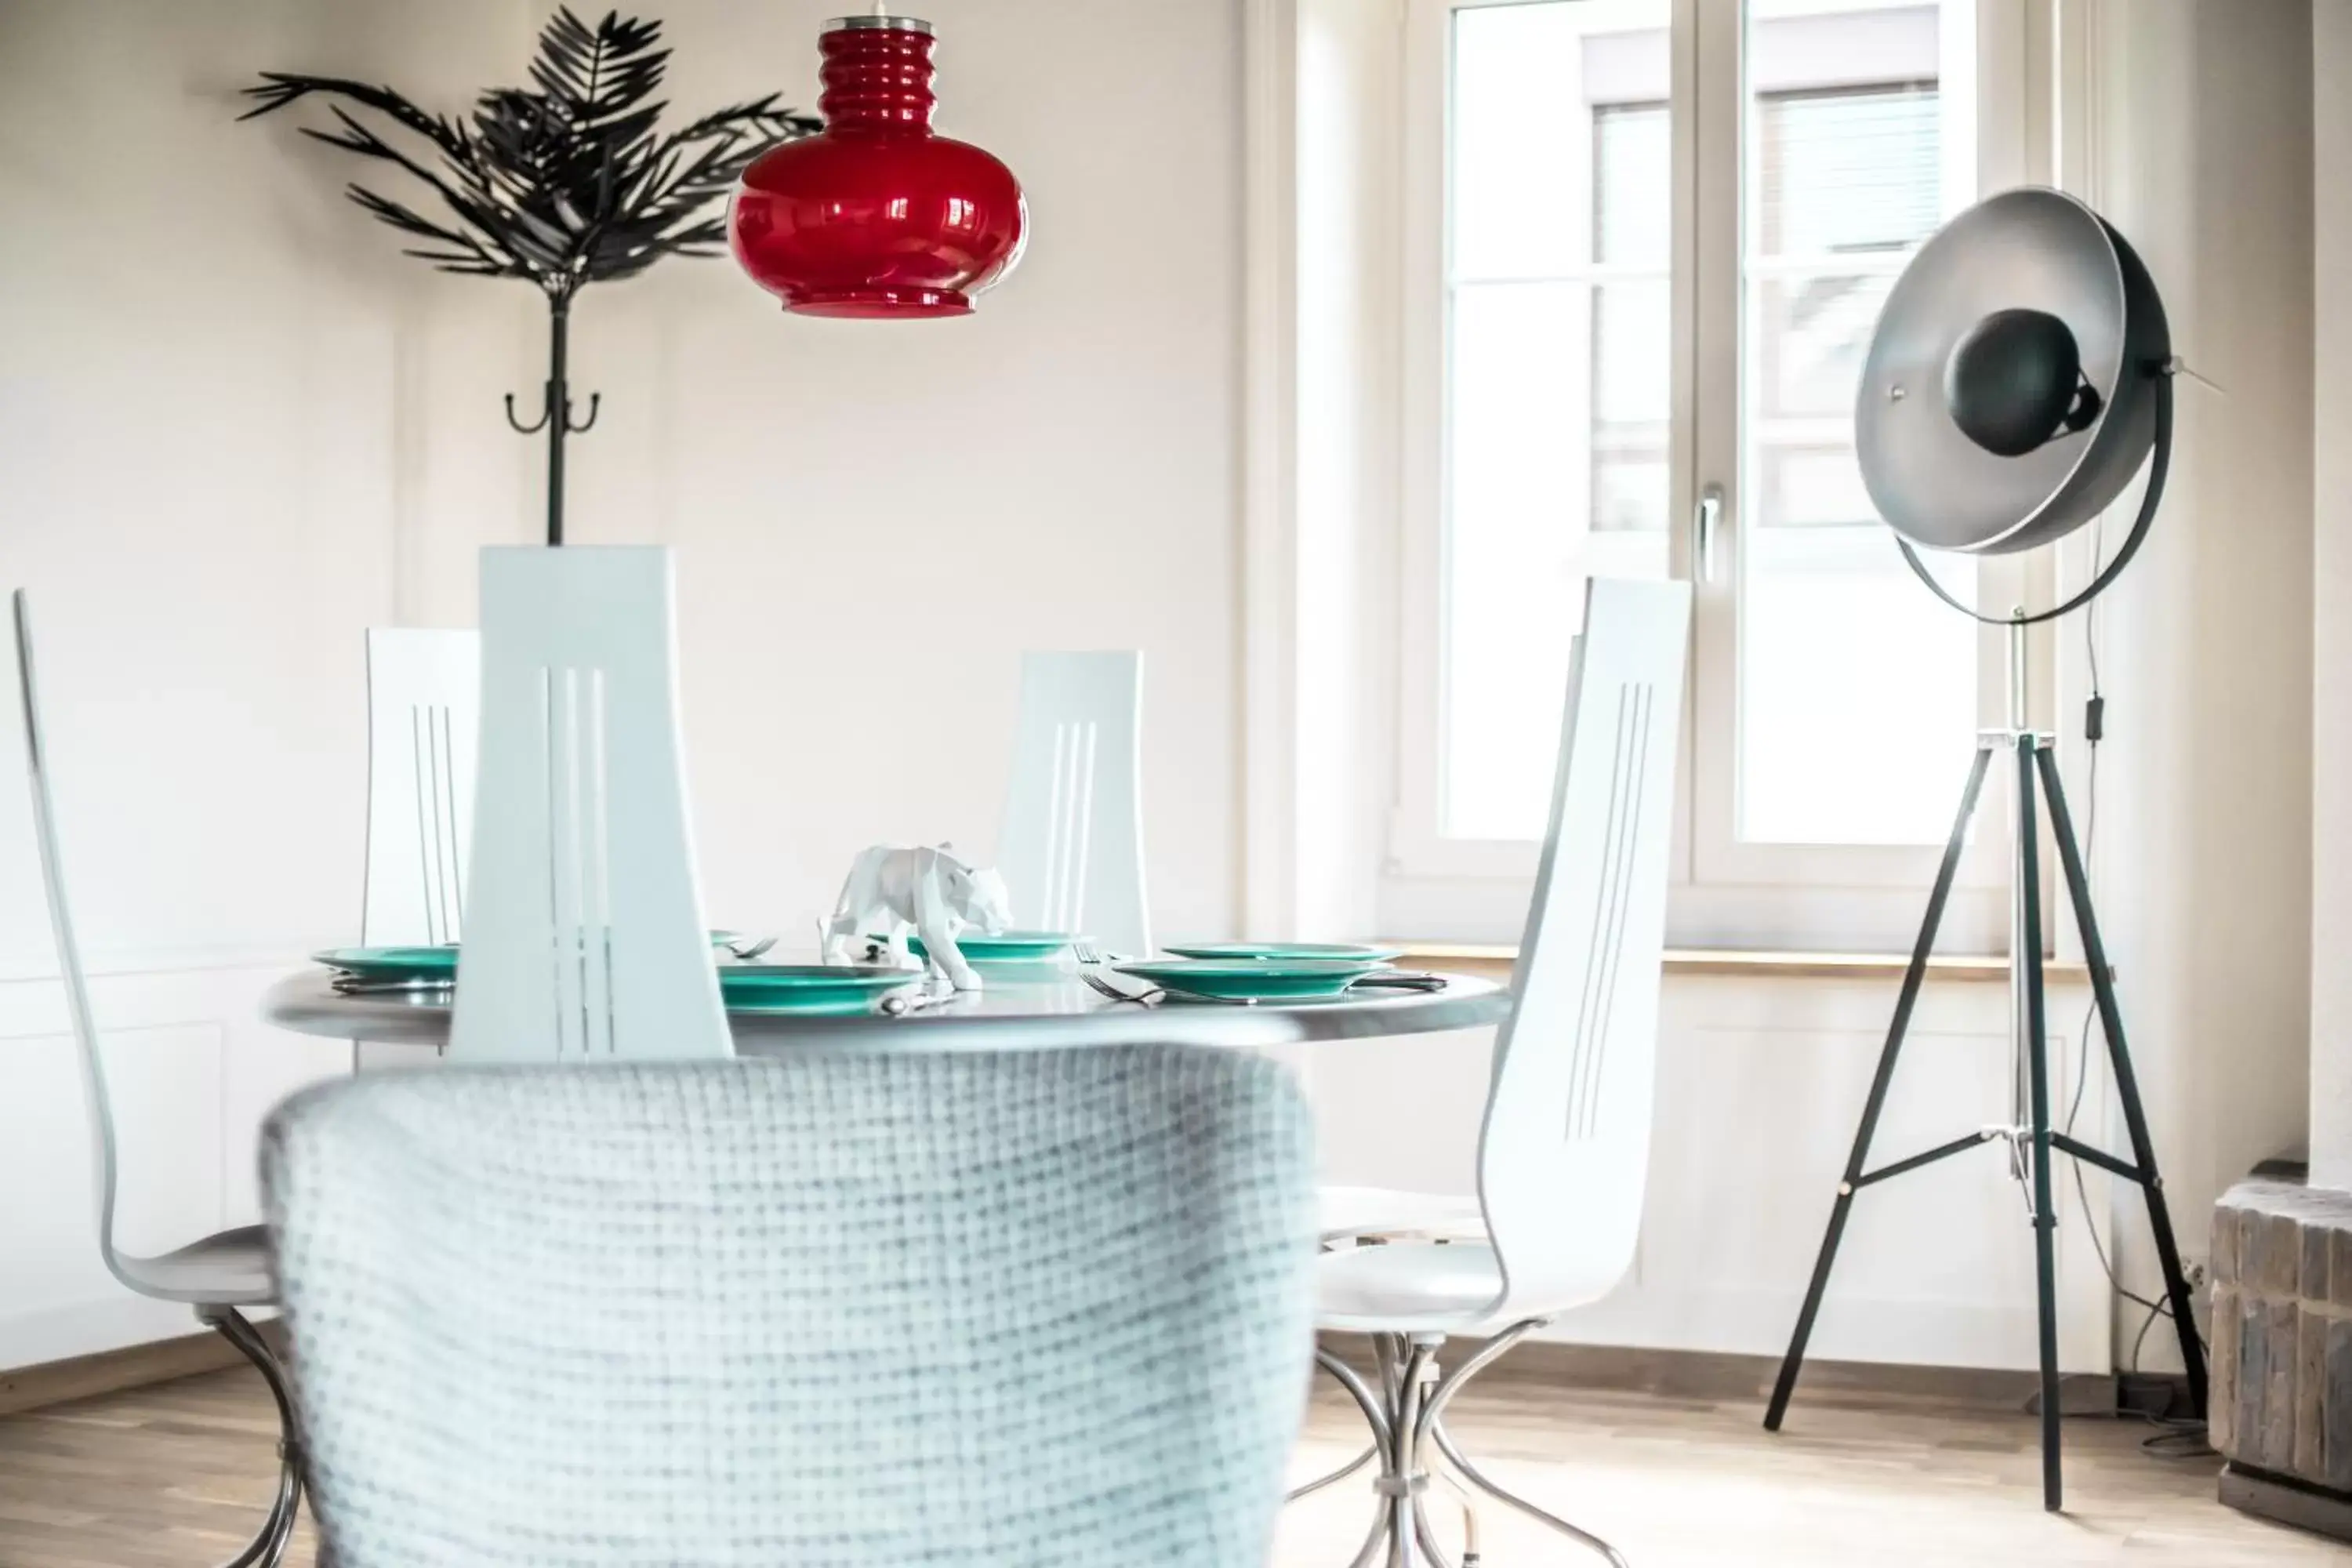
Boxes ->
[1080,970,1258,1007]
[724,935,779,962]
[1079,969,1161,1006]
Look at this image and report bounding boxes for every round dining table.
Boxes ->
[260,967,1512,1054]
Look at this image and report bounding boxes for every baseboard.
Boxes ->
[0,1319,287,1417]
[1318,1332,2113,1415]
[9,1323,2111,1424]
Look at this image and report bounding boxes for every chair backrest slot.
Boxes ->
[364,628,480,949]
[998,652,1146,955]
[1564,680,1657,1144]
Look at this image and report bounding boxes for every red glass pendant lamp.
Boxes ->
[730,13,1026,318]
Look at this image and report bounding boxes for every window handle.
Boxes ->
[1694,484,1723,584]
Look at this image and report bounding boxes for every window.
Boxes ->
[1398,0,2027,947]
[1740,79,1973,847]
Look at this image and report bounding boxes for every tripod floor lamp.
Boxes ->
[1760,186,2207,1515]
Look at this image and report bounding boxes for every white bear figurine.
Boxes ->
[822,844,1014,991]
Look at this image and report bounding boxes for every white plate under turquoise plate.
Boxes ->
[717,964,920,1014]
[1158,942,1400,967]
[1112,958,1372,1002]
[906,930,1078,962]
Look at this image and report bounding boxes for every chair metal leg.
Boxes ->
[1289,1443,1377,1503]
[1425,1425,1484,1568]
[1385,1341,1431,1568]
[1412,1502,1458,1568]
[1418,1322,1629,1567]
[1347,1497,1394,1568]
[1297,1325,1616,1566]
[197,1305,304,1568]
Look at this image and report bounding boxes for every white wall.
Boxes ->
[2309,0,2352,1189]
[2074,0,2314,1357]
[0,0,1247,1370]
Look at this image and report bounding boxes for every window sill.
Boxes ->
[1391,942,2092,985]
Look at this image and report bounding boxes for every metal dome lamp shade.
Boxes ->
[729,13,1027,318]
[1761,187,2207,1515]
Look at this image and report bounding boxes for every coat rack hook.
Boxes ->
[504,389,553,435]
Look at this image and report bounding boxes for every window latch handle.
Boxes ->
[1694,484,1723,584]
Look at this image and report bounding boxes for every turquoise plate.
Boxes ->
[1112,958,1373,1002]
[312,946,458,982]
[905,930,1077,962]
[1159,942,1400,967]
[717,964,920,1015]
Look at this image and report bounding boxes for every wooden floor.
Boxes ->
[0,1366,2340,1566]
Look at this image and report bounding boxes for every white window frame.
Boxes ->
[1388,0,2049,950]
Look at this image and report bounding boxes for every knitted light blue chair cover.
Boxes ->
[264,1046,1317,1567]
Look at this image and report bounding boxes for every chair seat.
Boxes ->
[116,1225,274,1306]
[1319,1184,1486,1243]
[1316,1240,1505,1334]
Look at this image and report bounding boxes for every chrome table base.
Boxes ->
[196,1305,305,1567]
[1294,1323,1627,1568]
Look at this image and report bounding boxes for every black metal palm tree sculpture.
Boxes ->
[244,9,819,545]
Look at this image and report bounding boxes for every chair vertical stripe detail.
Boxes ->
[1565,681,1656,1142]
[408,702,467,946]
[364,630,480,956]
[1042,717,1100,933]
[997,653,1148,956]
[539,666,619,1059]
[1040,720,1069,931]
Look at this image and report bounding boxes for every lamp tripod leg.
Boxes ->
[1766,741,1995,1431]
[2016,736,2064,1512]
[2033,745,2209,1415]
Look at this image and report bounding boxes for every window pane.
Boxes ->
[1446,282,1587,840]
[1452,5,1585,278]
[1442,2,1671,841]
[1595,104,1671,266]
[1738,0,1975,845]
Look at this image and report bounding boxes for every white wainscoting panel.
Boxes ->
[1311,971,2116,1372]
[0,960,343,1370]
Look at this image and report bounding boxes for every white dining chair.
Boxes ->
[10,590,306,1566]
[354,628,477,1070]
[448,546,729,1063]
[995,650,1150,956]
[1291,577,1690,1568]
[263,1044,1319,1567]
